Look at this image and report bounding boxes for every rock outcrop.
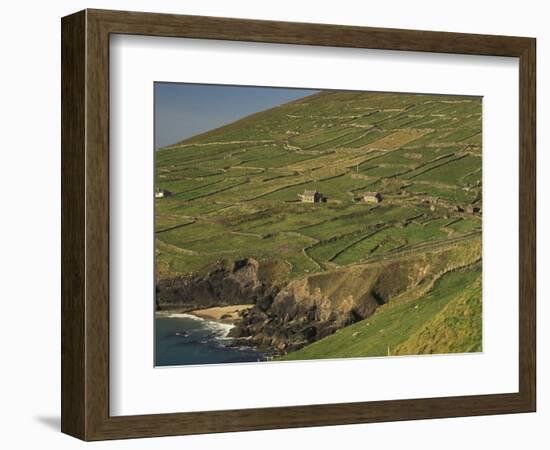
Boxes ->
[229,239,481,354]
[229,259,412,352]
[158,239,481,356]
[156,258,278,312]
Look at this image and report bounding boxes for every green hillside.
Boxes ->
[278,265,481,361]
[155,90,482,283]
[155,89,482,359]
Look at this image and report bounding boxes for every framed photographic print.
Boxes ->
[61,9,536,440]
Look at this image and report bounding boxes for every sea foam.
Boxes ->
[163,312,235,338]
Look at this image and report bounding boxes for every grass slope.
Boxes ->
[278,267,481,361]
[394,275,482,355]
[155,90,482,283]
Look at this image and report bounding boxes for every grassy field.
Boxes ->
[155,89,482,358]
[156,90,481,280]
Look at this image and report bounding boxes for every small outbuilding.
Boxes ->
[362,192,382,203]
[155,187,172,198]
[299,190,324,203]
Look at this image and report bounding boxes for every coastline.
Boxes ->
[189,304,253,323]
[155,304,266,366]
[156,304,253,324]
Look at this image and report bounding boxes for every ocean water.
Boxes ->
[155,313,265,366]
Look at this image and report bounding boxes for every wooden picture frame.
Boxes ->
[61,9,536,441]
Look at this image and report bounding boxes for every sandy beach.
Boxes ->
[189,304,253,323]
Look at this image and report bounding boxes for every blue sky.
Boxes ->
[154,83,317,149]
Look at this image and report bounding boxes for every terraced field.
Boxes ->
[156,90,482,282]
[155,89,482,360]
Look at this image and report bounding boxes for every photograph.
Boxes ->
[154,83,483,366]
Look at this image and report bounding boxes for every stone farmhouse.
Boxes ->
[299,189,325,203]
[362,192,382,203]
[155,187,172,198]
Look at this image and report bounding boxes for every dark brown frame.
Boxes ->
[61,9,536,441]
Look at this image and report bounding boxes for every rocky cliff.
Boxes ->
[156,258,278,312]
[157,239,481,356]
[229,239,481,354]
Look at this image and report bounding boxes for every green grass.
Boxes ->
[446,217,481,233]
[331,218,450,265]
[155,90,482,281]
[395,275,482,354]
[155,89,483,363]
[412,155,481,185]
[278,267,481,361]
